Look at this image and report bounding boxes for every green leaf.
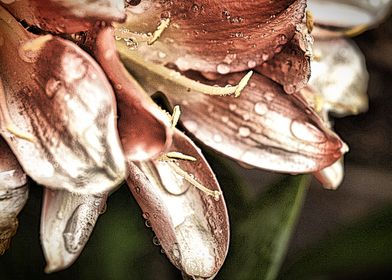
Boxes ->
[221,175,310,280]
[281,205,392,280]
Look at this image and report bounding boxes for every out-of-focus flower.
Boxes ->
[302,0,391,189]
[0,0,366,278]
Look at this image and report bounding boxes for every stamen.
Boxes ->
[171,105,181,128]
[148,18,170,45]
[166,152,196,161]
[306,10,314,33]
[21,34,53,52]
[167,161,221,201]
[0,79,35,142]
[116,44,253,97]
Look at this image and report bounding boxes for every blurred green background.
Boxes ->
[1,13,392,280]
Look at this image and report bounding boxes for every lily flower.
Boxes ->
[0,0,354,278]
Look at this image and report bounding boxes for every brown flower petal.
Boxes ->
[3,0,125,33]
[256,23,312,93]
[41,188,107,272]
[309,38,368,116]
[127,130,229,279]
[0,6,126,194]
[121,50,347,173]
[90,27,173,161]
[308,0,392,38]
[117,0,306,73]
[0,137,28,255]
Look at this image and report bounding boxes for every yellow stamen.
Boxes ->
[21,34,53,52]
[306,10,314,33]
[344,24,369,37]
[166,151,196,161]
[148,18,170,45]
[116,43,253,97]
[167,161,221,200]
[171,105,181,128]
[0,79,35,143]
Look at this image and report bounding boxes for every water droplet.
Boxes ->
[142,212,150,219]
[213,134,222,143]
[290,120,327,143]
[277,34,287,45]
[45,78,62,99]
[247,60,257,68]
[135,186,141,193]
[157,51,167,58]
[264,91,275,102]
[63,204,96,254]
[221,115,229,123]
[281,60,292,73]
[216,63,231,74]
[56,210,64,219]
[243,113,250,121]
[145,219,151,228]
[191,4,199,13]
[152,236,160,246]
[254,102,268,115]
[238,126,251,137]
[262,53,269,61]
[229,103,237,111]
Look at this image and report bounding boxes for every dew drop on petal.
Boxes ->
[229,103,237,111]
[290,120,327,143]
[254,102,268,115]
[216,63,231,74]
[213,134,222,143]
[238,126,251,137]
[183,120,198,132]
[247,60,257,68]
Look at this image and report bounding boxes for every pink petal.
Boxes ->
[127,129,229,278]
[162,72,347,173]
[118,0,306,72]
[0,6,126,194]
[3,0,125,33]
[90,27,173,161]
[0,137,28,255]
[40,188,107,272]
[256,23,312,94]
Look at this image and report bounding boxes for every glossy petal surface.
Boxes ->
[41,188,107,272]
[91,27,173,161]
[118,0,306,72]
[0,7,126,194]
[127,130,229,279]
[3,0,125,33]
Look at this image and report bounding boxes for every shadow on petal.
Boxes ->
[126,129,229,279]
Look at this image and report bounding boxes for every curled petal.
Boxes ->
[308,0,392,38]
[314,159,344,190]
[0,7,126,194]
[117,0,306,72]
[90,27,173,161]
[41,188,107,272]
[3,0,125,33]
[256,23,312,93]
[309,38,368,116]
[126,130,229,279]
[0,137,28,255]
